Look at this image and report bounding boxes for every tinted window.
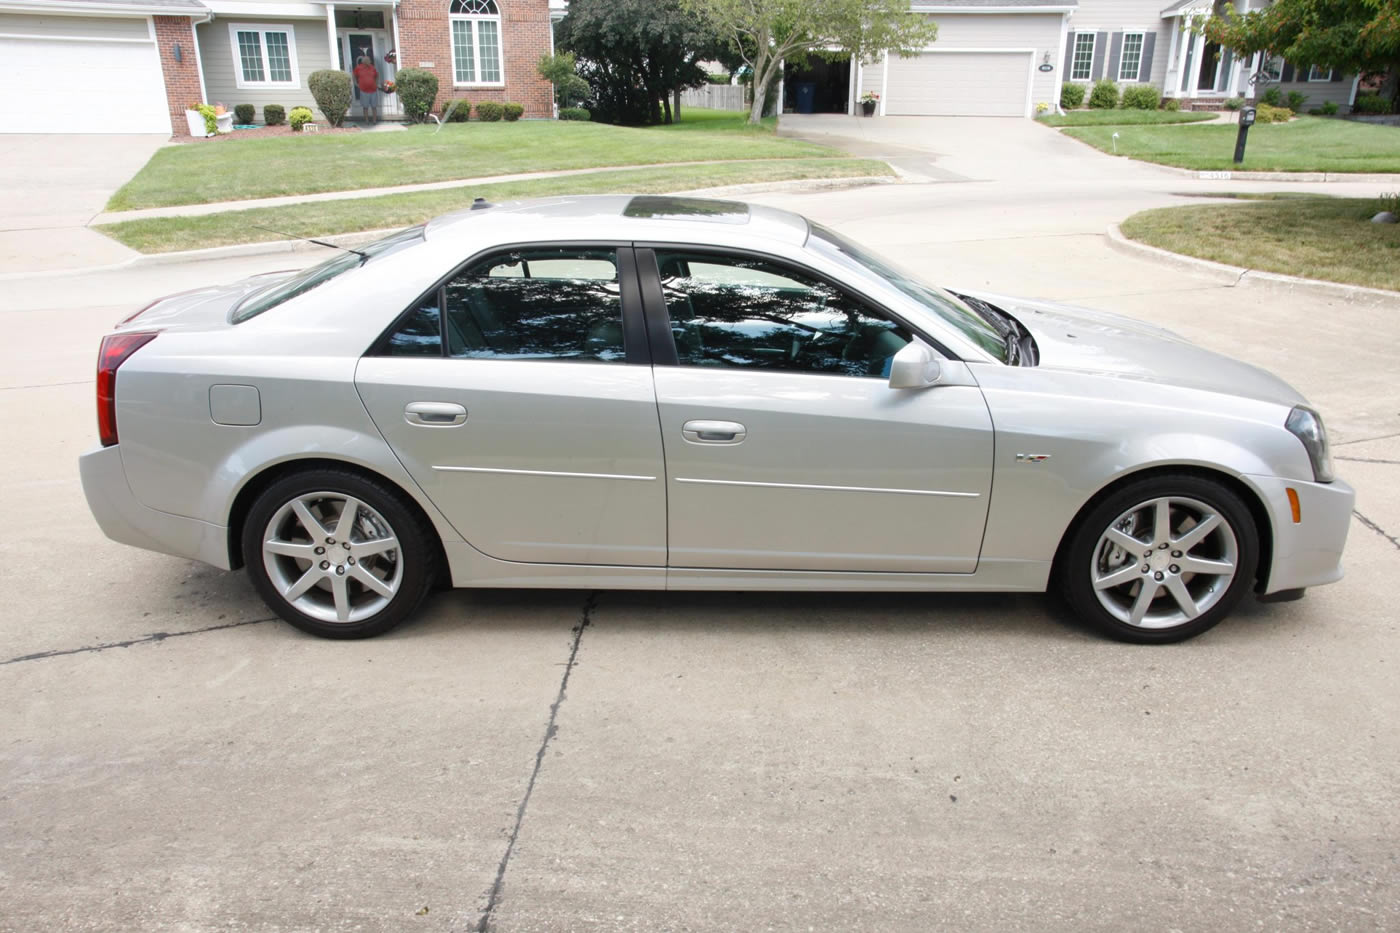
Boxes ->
[655,251,911,378]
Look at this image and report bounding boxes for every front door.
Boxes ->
[339,29,398,116]
[356,245,666,566]
[641,248,995,573]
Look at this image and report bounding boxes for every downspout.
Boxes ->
[191,10,211,104]
[1054,9,1070,115]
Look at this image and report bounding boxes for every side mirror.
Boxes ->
[888,339,943,390]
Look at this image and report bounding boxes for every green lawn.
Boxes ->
[106,109,836,211]
[1063,116,1400,172]
[1038,110,1216,126]
[95,158,893,253]
[1121,198,1400,290]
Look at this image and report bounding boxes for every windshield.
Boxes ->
[808,223,1009,362]
[232,224,427,323]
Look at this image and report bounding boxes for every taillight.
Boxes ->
[97,332,157,447]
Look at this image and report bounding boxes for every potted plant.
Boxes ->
[212,103,234,134]
[860,91,879,116]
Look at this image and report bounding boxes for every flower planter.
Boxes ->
[215,112,234,134]
[184,109,213,137]
[860,100,877,117]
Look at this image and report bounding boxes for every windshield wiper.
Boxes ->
[952,291,1026,364]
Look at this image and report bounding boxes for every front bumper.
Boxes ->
[79,445,232,570]
[1244,473,1355,594]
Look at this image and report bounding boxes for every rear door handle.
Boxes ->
[682,420,746,445]
[405,402,467,427]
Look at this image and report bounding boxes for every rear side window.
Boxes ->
[382,247,627,363]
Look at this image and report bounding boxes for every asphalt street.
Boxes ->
[2,117,1399,932]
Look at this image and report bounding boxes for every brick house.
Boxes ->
[0,0,557,135]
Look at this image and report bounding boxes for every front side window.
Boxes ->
[383,247,626,362]
[1071,32,1096,81]
[1119,32,1144,81]
[654,251,911,378]
[231,25,298,87]
[1307,65,1333,81]
[450,0,503,85]
[1259,53,1284,82]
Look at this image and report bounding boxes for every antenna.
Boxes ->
[252,225,368,259]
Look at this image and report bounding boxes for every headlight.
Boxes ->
[1285,405,1334,483]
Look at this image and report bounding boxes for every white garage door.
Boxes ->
[885,52,1031,117]
[2,35,170,133]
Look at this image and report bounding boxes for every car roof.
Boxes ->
[424,195,812,249]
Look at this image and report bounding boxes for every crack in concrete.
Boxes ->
[474,592,596,933]
[1337,456,1400,466]
[1336,431,1400,447]
[0,617,275,666]
[1355,510,1400,553]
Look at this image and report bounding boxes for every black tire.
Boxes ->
[242,467,438,639]
[1059,473,1259,644]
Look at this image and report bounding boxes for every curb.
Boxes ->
[1105,224,1400,305]
[1142,165,1400,184]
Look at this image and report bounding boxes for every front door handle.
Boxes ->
[682,420,746,445]
[405,402,467,427]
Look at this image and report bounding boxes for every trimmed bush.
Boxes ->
[1059,83,1085,109]
[288,106,314,131]
[1286,90,1308,113]
[559,106,591,121]
[475,101,504,121]
[1120,84,1159,110]
[705,72,730,85]
[1255,102,1293,123]
[308,69,352,126]
[442,98,471,122]
[1162,97,1181,111]
[1260,86,1283,106]
[1223,96,1243,110]
[1353,93,1392,114]
[502,102,524,121]
[1088,79,1119,109]
[395,67,439,122]
[263,104,286,126]
[1320,100,1339,116]
[234,103,255,124]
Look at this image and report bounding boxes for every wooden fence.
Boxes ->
[680,83,747,112]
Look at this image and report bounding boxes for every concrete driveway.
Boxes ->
[2,158,1399,930]
[0,134,166,274]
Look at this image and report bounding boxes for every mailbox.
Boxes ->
[1240,106,1257,126]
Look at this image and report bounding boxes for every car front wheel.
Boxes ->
[1061,474,1259,644]
[242,468,436,639]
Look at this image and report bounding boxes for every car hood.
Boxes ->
[966,291,1306,408]
[116,271,294,333]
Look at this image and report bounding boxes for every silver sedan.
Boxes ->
[80,196,1354,643]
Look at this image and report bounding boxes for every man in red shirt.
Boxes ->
[353,56,380,125]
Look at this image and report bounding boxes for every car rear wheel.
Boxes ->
[242,468,437,639]
[1060,474,1259,644]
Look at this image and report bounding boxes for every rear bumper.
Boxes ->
[79,445,232,571]
[1244,473,1355,594]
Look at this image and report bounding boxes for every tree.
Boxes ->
[555,0,723,125]
[537,52,592,110]
[1202,0,1400,108]
[684,0,939,124]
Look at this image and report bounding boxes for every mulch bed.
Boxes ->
[176,124,365,143]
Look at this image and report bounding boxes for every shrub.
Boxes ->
[263,104,286,126]
[559,106,591,121]
[1120,84,1159,110]
[308,69,352,126]
[1286,90,1308,113]
[1321,100,1339,116]
[1223,96,1243,111]
[1088,79,1119,109]
[1353,93,1391,114]
[1163,97,1181,111]
[395,67,439,122]
[705,72,730,85]
[502,102,524,121]
[442,98,471,122]
[536,52,590,109]
[1255,102,1293,123]
[1260,86,1283,106]
[288,106,314,131]
[234,103,255,124]
[189,102,217,135]
[475,101,504,121]
[1059,83,1085,109]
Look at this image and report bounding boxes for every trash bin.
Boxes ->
[795,82,817,115]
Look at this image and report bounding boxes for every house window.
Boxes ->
[1307,65,1333,81]
[1118,32,1144,81]
[230,24,298,87]
[1071,32,1096,81]
[450,0,503,86]
[1259,53,1283,82]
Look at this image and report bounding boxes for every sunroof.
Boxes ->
[623,196,751,224]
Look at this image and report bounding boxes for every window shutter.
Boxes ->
[1280,62,1294,82]
[1331,69,1345,82]
[1139,32,1156,81]
[1108,32,1123,80]
[1063,31,1076,75]
[1092,32,1109,79]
